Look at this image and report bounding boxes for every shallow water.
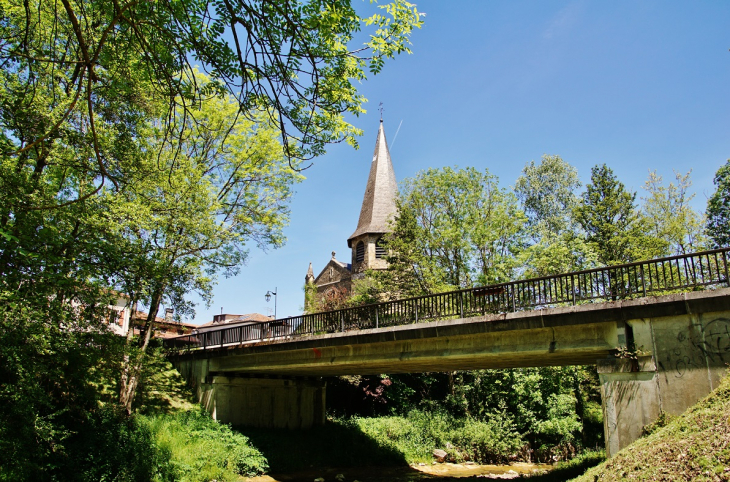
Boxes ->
[244,462,553,482]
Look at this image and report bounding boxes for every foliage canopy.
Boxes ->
[706,160,730,248]
[380,166,526,296]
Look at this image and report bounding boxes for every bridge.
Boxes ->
[167,248,730,457]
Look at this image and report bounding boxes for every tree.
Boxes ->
[574,164,662,266]
[641,170,706,255]
[0,0,423,318]
[116,87,303,412]
[515,154,582,236]
[445,367,594,456]
[380,166,526,296]
[0,0,423,186]
[706,160,730,248]
[0,1,422,469]
[514,155,595,277]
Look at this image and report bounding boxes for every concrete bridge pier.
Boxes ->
[175,358,326,429]
[598,309,730,457]
[598,355,659,457]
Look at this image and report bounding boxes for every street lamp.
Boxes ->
[265,288,277,320]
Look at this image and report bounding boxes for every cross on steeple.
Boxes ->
[378,102,384,121]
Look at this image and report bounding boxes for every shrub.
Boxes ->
[451,416,523,463]
[67,407,173,482]
[348,409,523,464]
[142,409,268,481]
[0,404,171,482]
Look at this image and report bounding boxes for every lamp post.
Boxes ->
[265,288,277,320]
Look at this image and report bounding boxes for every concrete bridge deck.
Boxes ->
[174,289,729,377]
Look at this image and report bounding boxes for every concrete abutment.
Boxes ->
[174,359,326,429]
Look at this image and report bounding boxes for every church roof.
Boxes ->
[347,120,398,246]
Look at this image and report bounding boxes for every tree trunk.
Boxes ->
[572,367,586,446]
[119,289,163,415]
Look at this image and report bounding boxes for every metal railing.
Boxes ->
[164,247,730,352]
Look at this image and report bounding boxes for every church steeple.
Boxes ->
[305,262,314,284]
[348,120,398,246]
[348,119,398,272]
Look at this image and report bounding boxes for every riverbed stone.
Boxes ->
[432,449,448,462]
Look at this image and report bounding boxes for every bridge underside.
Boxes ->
[203,320,615,377]
[175,298,645,377]
[173,289,730,456]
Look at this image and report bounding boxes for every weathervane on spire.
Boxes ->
[378,102,384,121]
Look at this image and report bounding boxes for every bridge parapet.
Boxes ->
[166,248,730,352]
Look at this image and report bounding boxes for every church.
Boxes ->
[305,119,398,310]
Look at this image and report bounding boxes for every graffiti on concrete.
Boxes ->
[660,317,730,378]
[694,318,730,361]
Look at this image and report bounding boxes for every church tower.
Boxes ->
[347,119,398,274]
[304,119,397,311]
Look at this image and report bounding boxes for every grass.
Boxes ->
[141,410,269,481]
[523,450,606,481]
[572,374,730,481]
[133,346,270,481]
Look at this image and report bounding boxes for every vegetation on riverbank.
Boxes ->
[0,338,269,481]
[350,410,522,464]
[573,373,730,481]
[525,450,605,481]
[142,411,269,481]
[327,367,604,462]
[241,409,597,474]
[242,411,521,472]
[128,347,271,481]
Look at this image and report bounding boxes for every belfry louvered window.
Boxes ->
[375,237,386,259]
[355,241,365,262]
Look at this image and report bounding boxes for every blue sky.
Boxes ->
[186,0,730,324]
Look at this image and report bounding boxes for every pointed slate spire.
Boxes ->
[305,262,314,284]
[347,120,398,246]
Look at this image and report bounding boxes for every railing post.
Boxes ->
[571,275,576,305]
[640,264,647,297]
[341,312,344,332]
[510,284,516,312]
[414,300,418,323]
[203,332,207,350]
[724,251,730,288]
[375,306,379,329]
[459,292,464,319]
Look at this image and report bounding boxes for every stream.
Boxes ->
[244,462,554,482]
